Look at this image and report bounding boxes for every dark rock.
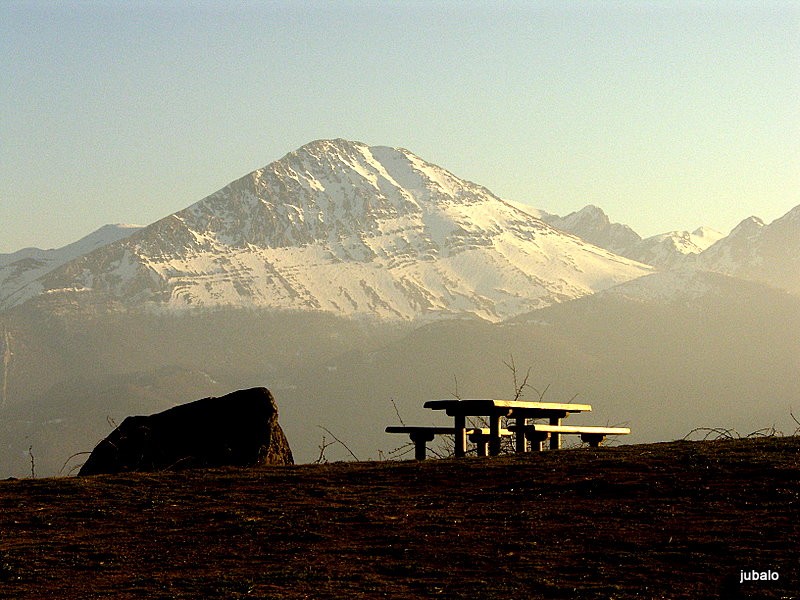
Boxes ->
[78,387,293,475]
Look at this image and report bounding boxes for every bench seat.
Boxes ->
[385,426,512,459]
[508,423,631,449]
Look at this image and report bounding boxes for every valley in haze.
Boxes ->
[1,140,798,478]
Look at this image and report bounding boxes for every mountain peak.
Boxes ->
[691,225,724,239]
[692,205,800,295]
[577,204,609,219]
[560,205,612,227]
[5,141,652,319]
[177,139,488,252]
[728,216,765,238]
[543,204,641,257]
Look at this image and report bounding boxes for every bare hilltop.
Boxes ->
[0,436,797,599]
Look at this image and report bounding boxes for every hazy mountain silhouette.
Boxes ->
[1,140,798,477]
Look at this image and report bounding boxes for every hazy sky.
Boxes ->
[2,0,798,253]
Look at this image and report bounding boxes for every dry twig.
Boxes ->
[318,426,360,462]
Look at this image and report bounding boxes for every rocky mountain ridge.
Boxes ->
[542,205,726,269]
[0,224,141,310]
[691,206,800,295]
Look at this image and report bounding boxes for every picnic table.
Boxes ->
[423,398,593,457]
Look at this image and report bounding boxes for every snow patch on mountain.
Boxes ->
[633,226,725,270]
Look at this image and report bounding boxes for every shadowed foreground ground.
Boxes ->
[0,436,798,599]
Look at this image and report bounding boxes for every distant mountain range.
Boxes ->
[1,139,798,478]
[2,139,797,320]
[543,205,725,269]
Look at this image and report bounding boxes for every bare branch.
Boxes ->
[531,383,551,402]
[451,375,461,400]
[59,451,92,476]
[515,367,532,401]
[503,355,518,397]
[318,426,361,462]
[790,408,800,434]
[504,354,533,400]
[382,443,415,461]
[315,435,334,464]
[746,427,782,438]
[683,427,740,441]
[389,397,406,427]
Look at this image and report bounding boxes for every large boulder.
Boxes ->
[78,387,293,475]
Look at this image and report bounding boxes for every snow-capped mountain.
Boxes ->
[3,140,653,321]
[543,205,724,269]
[0,224,141,309]
[693,206,800,295]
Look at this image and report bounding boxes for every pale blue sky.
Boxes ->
[2,0,798,252]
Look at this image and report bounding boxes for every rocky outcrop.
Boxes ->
[78,387,293,475]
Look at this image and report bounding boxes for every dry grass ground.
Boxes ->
[0,436,798,599]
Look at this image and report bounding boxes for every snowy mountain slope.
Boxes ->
[633,227,725,270]
[692,205,800,295]
[5,140,653,321]
[543,205,725,269]
[689,226,726,250]
[499,199,557,222]
[0,224,141,309]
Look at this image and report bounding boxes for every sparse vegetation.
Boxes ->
[315,426,361,463]
[684,410,800,441]
[27,446,34,480]
[0,436,797,599]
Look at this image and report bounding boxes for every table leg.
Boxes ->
[454,414,467,457]
[489,413,502,456]
[549,416,561,450]
[515,416,527,452]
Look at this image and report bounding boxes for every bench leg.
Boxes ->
[489,413,502,456]
[468,431,491,457]
[413,438,427,460]
[514,416,527,453]
[409,431,436,460]
[549,416,561,450]
[581,433,606,448]
[525,431,549,452]
[454,414,467,458]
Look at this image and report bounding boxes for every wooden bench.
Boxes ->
[508,424,631,450]
[385,426,512,460]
